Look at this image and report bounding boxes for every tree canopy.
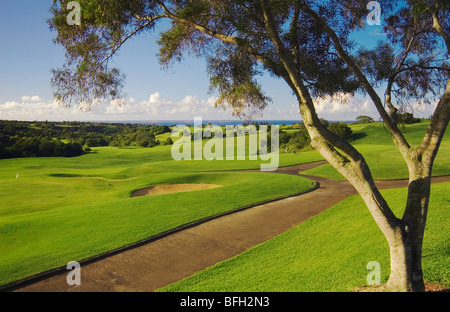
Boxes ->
[49,0,450,292]
[49,1,448,119]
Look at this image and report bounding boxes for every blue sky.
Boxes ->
[0,1,436,122]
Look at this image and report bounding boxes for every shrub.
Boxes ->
[356,115,374,124]
[328,122,353,140]
[398,112,421,124]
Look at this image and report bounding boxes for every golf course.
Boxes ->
[0,121,449,291]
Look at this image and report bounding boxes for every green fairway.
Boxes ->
[0,144,316,287]
[2,0,449,294]
[302,122,450,180]
[160,181,450,292]
[1,121,448,289]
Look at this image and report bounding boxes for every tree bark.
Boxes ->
[386,82,450,291]
[387,231,426,292]
[385,170,430,292]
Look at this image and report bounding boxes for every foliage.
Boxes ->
[47,0,449,150]
[164,137,173,145]
[0,134,84,159]
[356,115,374,124]
[280,120,352,150]
[319,118,330,128]
[48,0,369,119]
[0,120,171,159]
[328,122,353,140]
[398,112,422,125]
[283,123,311,151]
[47,0,450,291]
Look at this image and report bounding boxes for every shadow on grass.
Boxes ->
[350,132,368,141]
[48,173,80,178]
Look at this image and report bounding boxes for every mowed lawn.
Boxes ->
[0,143,316,287]
[1,121,448,289]
[303,122,450,180]
[161,181,450,292]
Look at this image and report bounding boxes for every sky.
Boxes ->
[0,1,438,122]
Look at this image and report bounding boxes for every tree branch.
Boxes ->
[258,0,401,239]
[432,10,450,53]
[299,3,412,156]
[96,15,167,71]
[289,5,301,65]
[154,0,289,83]
[156,0,237,45]
[385,35,417,122]
[418,80,450,171]
[259,0,372,165]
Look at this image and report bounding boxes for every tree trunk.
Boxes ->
[311,132,431,292]
[386,230,426,292]
[258,1,448,291]
[386,165,431,292]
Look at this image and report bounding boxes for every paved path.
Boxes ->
[11,162,450,292]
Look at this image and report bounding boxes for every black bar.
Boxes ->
[1,291,447,310]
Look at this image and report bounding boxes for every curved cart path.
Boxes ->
[11,161,450,292]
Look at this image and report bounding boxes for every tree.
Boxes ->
[398,112,421,125]
[356,115,375,124]
[328,122,353,141]
[39,141,57,157]
[49,0,450,291]
[164,137,174,145]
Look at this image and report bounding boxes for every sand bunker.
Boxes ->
[131,183,223,197]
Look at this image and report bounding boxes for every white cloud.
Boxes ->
[119,92,220,118]
[104,99,129,114]
[2,91,439,122]
[0,99,62,120]
[21,95,42,102]
[148,92,165,105]
[3,101,21,109]
[0,93,229,121]
[409,99,438,118]
[311,92,439,121]
[314,93,375,114]
[311,93,380,120]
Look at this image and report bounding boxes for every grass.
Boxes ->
[160,181,450,292]
[0,144,315,287]
[1,121,448,289]
[303,122,450,180]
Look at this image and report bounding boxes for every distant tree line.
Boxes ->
[0,120,172,159]
[279,120,353,151]
[356,113,423,125]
